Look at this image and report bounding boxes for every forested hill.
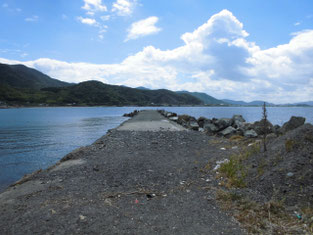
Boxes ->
[0,63,71,89]
[177,91,226,105]
[0,63,202,106]
[41,81,203,106]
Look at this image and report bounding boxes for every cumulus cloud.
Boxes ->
[79,0,110,39]
[2,9,313,103]
[77,16,98,26]
[112,0,136,16]
[125,16,161,41]
[82,0,107,13]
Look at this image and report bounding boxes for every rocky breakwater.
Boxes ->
[123,110,139,117]
[158,110,306,139]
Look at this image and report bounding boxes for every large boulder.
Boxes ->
[177,115,192,127]
[189,120,199,131]
[166,112,177,118]
[232,115,246,128]
[244,129,258,138]
[197,117,211,128]
[169,116,178,122]
[204,123,219,135]
[214,118,233,131]
[251,119,274,135]
[218,126,236,137]
[280,116,306,134]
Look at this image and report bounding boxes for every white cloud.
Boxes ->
[294,22,301,26]
[112,0,136,16]
[125,16,161,41]
[25,15,38,22]
[77,17,97,26]
[2,9,313,103]
[82,0,107,12]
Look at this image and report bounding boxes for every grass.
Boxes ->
[229,135,244,142]
[218,157,247,188]
[216,189,309,234]
[217,142,261,188]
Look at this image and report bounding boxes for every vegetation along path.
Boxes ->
[0,110,244,234]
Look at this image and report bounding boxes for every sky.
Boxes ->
[1,0,313,104]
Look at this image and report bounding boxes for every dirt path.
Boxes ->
[0,110,244,234]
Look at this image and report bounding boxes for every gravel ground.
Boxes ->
[0,110,245,235]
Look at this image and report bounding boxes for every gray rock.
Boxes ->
[177,115,192,127]
[214,118,233,131]
[189,120,199,131]
[273,124,281,135]
[203,123,219,133]
[239,122,253,132]
[197,117,211,128]
[232,115,246,123]
[169,116,178,121]
[232,115,246,128]
[198,127,205,132]
[166,112,177,118]
[244,129,258,138]
[219,126,236,137]
[280,116,305,134]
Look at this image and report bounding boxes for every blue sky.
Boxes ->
[1,0,313,103]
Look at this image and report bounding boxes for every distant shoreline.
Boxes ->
[1,104,312,109]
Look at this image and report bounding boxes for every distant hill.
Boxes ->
[0,63,71,89]
[0,63,202,106]
[222,99,274,106]
[177,91,226,105]
[41,81,203,106]
[136,86,150,90]
[292,101,313,106]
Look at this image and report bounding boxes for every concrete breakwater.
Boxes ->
[0,110,244,234]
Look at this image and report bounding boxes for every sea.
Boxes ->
[0,106,312,192]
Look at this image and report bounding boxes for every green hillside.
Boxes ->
[0,63,202,106]
[41,81,203,106]
[0,63,71,89]
[177,91,226,105]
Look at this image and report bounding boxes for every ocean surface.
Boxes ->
[0,106,312,192]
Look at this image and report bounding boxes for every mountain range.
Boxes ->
[0,63,201,106]
[0,62,312,107]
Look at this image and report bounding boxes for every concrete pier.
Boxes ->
[0,110,243,234]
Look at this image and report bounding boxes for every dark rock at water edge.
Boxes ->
[123,110,139,117]
[280,116,306,134]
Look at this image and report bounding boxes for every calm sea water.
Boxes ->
[0,106,312,192]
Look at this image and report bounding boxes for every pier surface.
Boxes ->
[0,110,244,234]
